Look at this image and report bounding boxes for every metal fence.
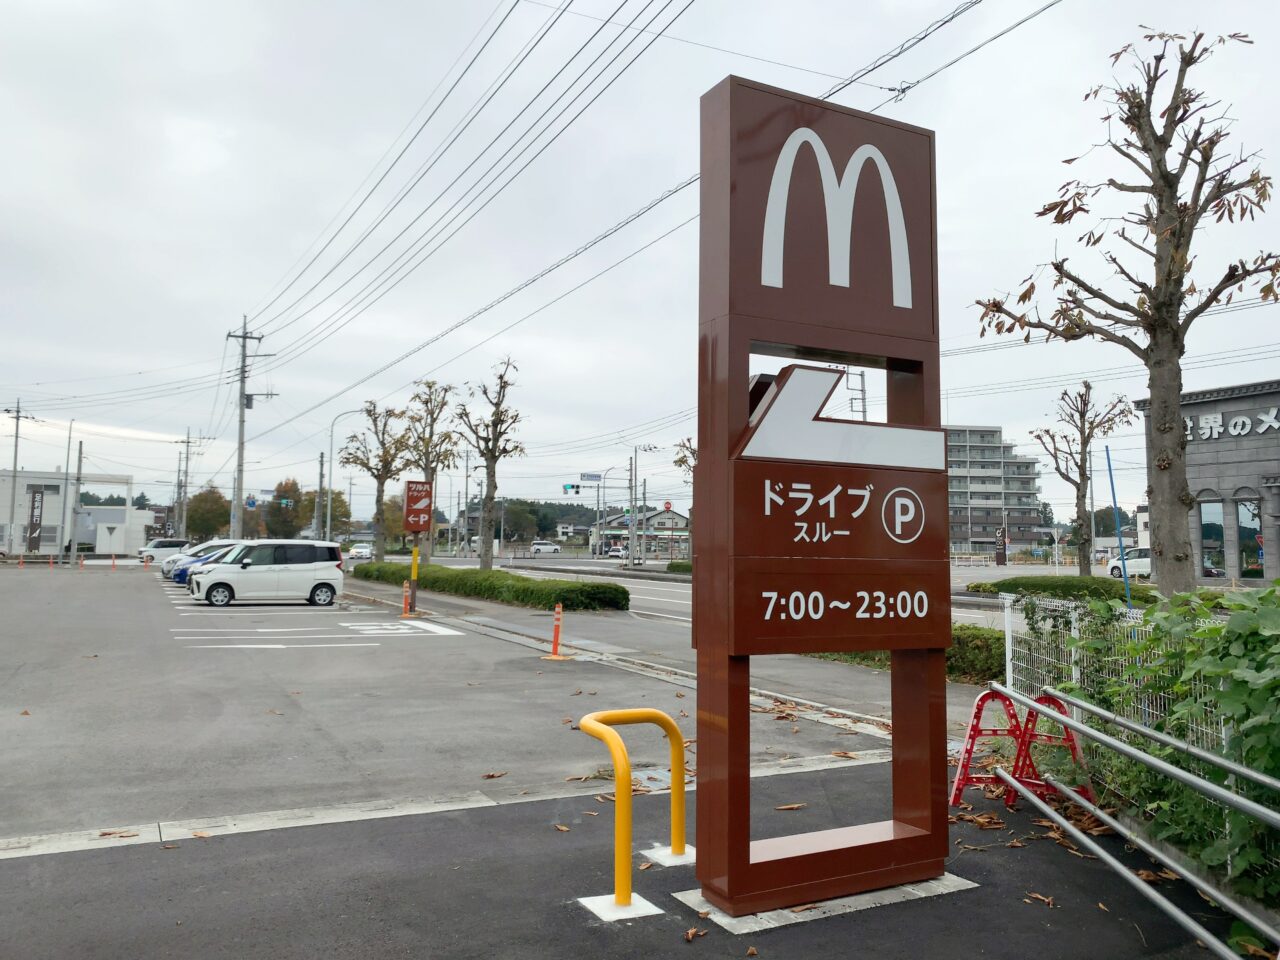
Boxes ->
[1000,594,1280,891]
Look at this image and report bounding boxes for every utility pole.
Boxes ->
[72,441,83,557]
[5,399,35,557]
[59,419,74,565]
[641,478,647,563]
[462,448,470,557]
[315,452,325,538]
[628,452,637,565]
[227,316,272,539]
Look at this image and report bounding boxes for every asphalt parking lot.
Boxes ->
[0,565,1235,959]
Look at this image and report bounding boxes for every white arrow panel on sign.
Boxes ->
[740,366,944,470]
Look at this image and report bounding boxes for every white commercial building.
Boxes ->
[0,469,149,557]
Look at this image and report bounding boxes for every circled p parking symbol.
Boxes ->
[881,487,925,544]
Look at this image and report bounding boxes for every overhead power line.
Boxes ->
[250,0,994,441]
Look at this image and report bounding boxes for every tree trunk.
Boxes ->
[1146,330,1196,594]
[1075,473,1092,577]
[373,478,387,562]
[478,458,497,571]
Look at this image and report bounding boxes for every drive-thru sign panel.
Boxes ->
[694,76,950,916]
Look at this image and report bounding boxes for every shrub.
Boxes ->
[666,561,692,574]
[966,582,999,594]
[1070,584,1280,904]
[352,562,629,611]
[811,625,1005,683]
[981,574,1156,605]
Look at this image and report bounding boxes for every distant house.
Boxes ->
[555,523,592,541]
[593,508,690,557]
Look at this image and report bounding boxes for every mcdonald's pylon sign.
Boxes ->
[694,77,948,917]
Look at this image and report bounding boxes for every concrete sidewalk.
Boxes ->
[0,769,1227,960]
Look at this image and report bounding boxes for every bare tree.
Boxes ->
[405,379,460,561]
[673,437,697,484]
[1032,381,1133,576]
[977,30,1279,594]
[339,401,411,562]
[455,359,525,571]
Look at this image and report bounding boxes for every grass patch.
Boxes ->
[810,625,1005,683]
[666,560,692,574]
[353,561,629,611]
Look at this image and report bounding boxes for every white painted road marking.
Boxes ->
[186,643,383,649]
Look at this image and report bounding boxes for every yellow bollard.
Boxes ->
[578,709,688,906]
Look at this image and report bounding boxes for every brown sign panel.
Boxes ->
[26,489,43,553]
[695,76,949,916]
[403,480,433,534]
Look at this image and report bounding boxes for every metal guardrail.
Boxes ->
[987,680,1280,958]
[578,709,688,907]
[990,682,1280,831]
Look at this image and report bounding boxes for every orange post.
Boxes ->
[49,554,54,569]
[111,554,116,571]
[143,556,150,571]
[541,602,572,661]
[78,554,85,570]
[18,553,24,568]
[399,580,410,618]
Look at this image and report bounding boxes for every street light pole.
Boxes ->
[326,408,363,541]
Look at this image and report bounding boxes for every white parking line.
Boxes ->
[627,594,692,606]
[630,610,691,623]
[187,643,382,649]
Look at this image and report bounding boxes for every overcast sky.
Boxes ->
[2,0,1277,524]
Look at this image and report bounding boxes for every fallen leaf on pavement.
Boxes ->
[791,725,799,735]
[1006,839,1026,848]
[81,655,98,659]
[639,862,653,871]
[161,843,179,850]
[191,831,211,839]
[582,811,598,816]
[683,927,707,942]
[697,911,710,919]
[679,710,689,718]
[1027,892,1055,908]
[1097,902,1109,912]
[564,775,590,782]
[747,949,759,957]
[482,771,507,779]
[789,903,818,913]
[955,811,1006,830]
[289,691,301,695]
[266,709,282,716]
[675,691,686,699]
[19,710,30,716]
[587,691,597,695]
[774,803,807,811]
[831,751,859,760]
[98,829,138,838]
[561,717,574,724]
[553,824,570,832]
[570,689,583,696]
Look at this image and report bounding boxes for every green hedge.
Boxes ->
[812,624,1005,683]
[352,562,629,611]
[966,575,1156,605]
[666,561,692,574]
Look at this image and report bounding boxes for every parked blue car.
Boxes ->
[172,547,232,585]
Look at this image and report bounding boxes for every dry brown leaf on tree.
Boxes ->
[553,824,570,832]
[774,803,807,811]
[482,771,507,779]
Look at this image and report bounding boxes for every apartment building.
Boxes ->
[945,426,1042,555]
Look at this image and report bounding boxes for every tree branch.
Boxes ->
[1052,259,1146,318]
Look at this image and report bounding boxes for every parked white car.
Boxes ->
[348,544,372,560]
[162,539,240,578]
[189,540,345,606]
[1108,547,1151,578]
[139,538,190,564]
[530,540,561,555]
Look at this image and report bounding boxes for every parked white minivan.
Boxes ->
[138,538,191,564]
[189,540,345,606]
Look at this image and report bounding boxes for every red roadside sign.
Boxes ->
[403,480,433,533]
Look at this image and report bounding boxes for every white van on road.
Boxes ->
[189,540,345,606]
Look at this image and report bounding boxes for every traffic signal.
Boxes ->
[562,484,581,495]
